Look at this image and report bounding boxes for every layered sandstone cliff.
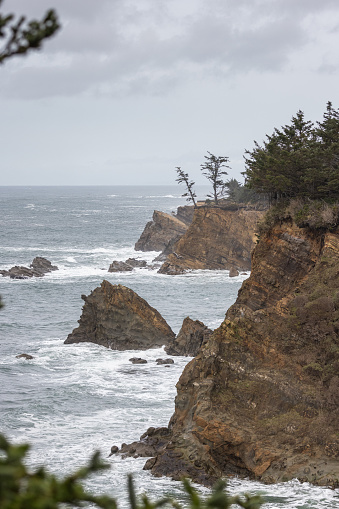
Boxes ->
[159,207,264,274]
[135,210,189,252]
[65,280,175,350]
[127,217,339,487]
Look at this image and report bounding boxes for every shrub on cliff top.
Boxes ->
[0,433,264,509]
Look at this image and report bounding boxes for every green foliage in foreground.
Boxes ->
[0,0,60,64]
[0,434,264,509]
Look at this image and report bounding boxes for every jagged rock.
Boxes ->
[126,218,339,488]
[1,257,58,279]
[175,206,195,226]
[165,317,212,357]
[125,258,147,268]
[135,210,188,252]
[64,280,175,350]
[229,267,239,277]
[117,427,171,459]
[30,257,58,275]
[158,207,264,274]
[108,261,133,272]
[129,357,148,364]
[156,358,174,365]
[16,353,34,360]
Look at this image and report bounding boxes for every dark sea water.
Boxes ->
[0,186,338,508]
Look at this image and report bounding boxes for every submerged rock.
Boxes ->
[156,358,174,365]
[16,353,34,360]
[129,357,148,364]
[64,280,175,350]
[165,317,212,357]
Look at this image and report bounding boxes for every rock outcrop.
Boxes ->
[135,210,189,252]
[158,206,264,274]
[0,257,58,279]
[125,218,339,487]
[165,317,212,357]
[64,280,175,350]
[108,258,147,272]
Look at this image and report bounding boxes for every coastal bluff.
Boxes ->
[158,206,264,274]
[135,207,193,252]
[64,280,175,350]
[123,217,339,487]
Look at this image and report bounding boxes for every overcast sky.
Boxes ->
[1,0,338,186]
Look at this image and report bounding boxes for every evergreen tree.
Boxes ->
[312,101,339,198]
[243,105,339,202]
[0,0,60,64]
[200,152,230,205]
[175,167,197,207]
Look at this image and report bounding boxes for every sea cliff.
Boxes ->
[159,206,264,274]
[129,216,339,487]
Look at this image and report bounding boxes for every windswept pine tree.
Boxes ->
[175,167,197,207]
[201,152,230,204]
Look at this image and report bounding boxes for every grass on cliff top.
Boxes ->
[257,198,339,235]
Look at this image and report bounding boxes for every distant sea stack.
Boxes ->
[124,214,339,488]
[158,206,264,274]
[64,280,175,350]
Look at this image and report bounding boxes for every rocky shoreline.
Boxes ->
[114,217,339,488]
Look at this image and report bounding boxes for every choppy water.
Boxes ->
[0,186,338,508]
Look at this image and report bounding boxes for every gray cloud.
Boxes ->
[1,0,338,100]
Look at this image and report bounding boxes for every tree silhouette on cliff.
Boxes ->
[244,103,339,202]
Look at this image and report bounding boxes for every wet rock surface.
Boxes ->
[64,280,175,350]
[165,317,212,357]
[16,353,34,360]
[129,357,148,364]
[1,257,58,279]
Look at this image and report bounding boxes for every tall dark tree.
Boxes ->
[244,109,322,201]
[312,101,339,198]
[201,151,230,204]
[175,167,197,207]
[0,0,60,64]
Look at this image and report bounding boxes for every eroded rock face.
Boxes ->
[0,257,58,279]
[165,317,212,357]
[158,207,264,274]
[135,210,189,252]
[64,280,175,350]
[129,219,339,487]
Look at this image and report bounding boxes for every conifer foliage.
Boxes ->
[175,167,197,207]
[0,433,264,509]
[0,0,60,64]
[244,103,339,202]
[200,152,230,204]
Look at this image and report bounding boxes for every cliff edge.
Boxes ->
[132,217,339,487]
[159,207,264,274]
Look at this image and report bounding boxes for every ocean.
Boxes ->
[0,185,338,508]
